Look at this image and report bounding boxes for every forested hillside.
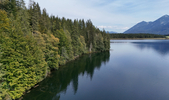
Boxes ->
[0,0,110,99]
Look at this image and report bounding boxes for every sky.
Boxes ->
[24,0,169,33]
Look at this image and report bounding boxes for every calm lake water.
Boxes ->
[23,40,169,100]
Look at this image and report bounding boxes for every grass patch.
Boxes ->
[166,36,169,38]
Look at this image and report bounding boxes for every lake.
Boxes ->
[23,40,169,100]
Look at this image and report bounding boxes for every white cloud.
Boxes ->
[98,26,130,32]
[98,26,113,29]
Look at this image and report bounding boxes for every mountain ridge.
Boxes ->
[124,15,169,35]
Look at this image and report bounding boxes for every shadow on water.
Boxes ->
[132,41,169,55]
[22,51,110,100]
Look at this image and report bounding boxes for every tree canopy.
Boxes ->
[0,0,110,99]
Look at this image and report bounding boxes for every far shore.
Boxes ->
[110,38,169,40]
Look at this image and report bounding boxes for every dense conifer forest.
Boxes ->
[109,33,166,39]
[0,0,110,99]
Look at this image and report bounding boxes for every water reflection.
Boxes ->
[23,52,110,100]
[132,41,169,55]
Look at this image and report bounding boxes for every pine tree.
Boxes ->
[71,19,80,56]
[16,0,31,35]
[86,19,95,52]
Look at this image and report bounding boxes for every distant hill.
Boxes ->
[108,31,117,34]
[124,15,169,35]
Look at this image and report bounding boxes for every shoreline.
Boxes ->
[21,50,109,99]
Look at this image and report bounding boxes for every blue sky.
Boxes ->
[25,0,169,33]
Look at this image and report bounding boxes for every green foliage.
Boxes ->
[0,0,110,99]
[56,29,70,65]
[16,0,31,35]
[64,30,74,60]
[42,33,60,69]
[94,33,104,51]
[0,10,10,31]
[79,35,87,54]
[0,9,10,99]
[0,18,47,99]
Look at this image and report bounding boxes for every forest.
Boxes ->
[109,33,166,39]
[0,0,110,99]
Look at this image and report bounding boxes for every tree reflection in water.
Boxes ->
[23,51,110,100]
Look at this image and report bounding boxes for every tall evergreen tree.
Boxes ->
[16,0,31,35]
[0,0,110,99]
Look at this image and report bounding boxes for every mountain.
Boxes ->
[124,15,169,35]
[108,31,117,34]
